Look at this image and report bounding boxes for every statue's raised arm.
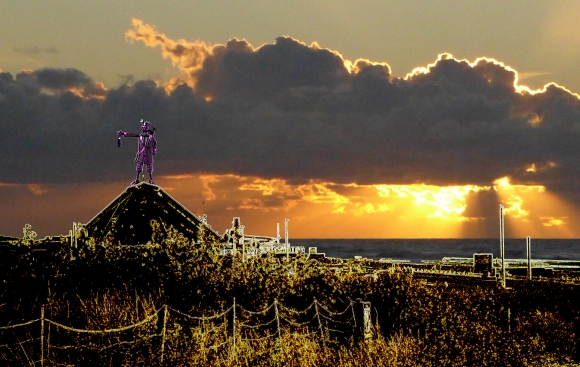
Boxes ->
[117,130,140,138]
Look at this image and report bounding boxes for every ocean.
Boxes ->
[290,238,580,263]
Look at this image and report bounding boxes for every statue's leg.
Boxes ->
[132,162,143,186]
[147,164,155,185]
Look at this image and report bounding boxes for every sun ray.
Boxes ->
[493,176,580,238]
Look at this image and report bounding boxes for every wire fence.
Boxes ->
[0,298,371,366]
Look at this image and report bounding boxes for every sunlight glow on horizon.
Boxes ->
[2,173,580,238]
[374,184,486,221]
[176,173,580,238]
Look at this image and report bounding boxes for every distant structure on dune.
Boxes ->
[0,182,304,259]
[82,182,221,245]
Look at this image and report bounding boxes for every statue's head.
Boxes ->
[140,119,152,132]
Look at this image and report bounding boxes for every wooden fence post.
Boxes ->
[160,305,168,364]
[353,300,373,341]
[507,306,511,334]
[46,316,50,364]
[40,305,44,367]
[353,299,363,341]
[363,302,372,340]
[274,300,281,339]
[314,299,325,346]
[232,297,236,357]
[274,299,282,354]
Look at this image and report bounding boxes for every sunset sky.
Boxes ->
[2,1,580,239]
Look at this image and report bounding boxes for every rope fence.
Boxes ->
[0,298,373,366]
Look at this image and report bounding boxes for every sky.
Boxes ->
[2,0,580,239]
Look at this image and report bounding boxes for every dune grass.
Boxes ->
[0,229,579,365]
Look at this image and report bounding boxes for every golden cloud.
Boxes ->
[541,216,567,227]
[125,18,216,91]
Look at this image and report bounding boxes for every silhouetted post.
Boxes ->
[232,235,236,257]
[232,217,241,258]
[274,300,281,339]
[314,299,325,345]
[73,222,78,249]
[527,236,532,280]
[241,226,245,263]
[40,305,44,367]
[46,312,51,363]
[499,205,506,288]
[69,229,74,260]
[232,297,236,357]
[363,302,372,340]
[160,305,168,364]
[69,222,78,260]
[353,299,373,341]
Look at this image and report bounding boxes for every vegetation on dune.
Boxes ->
[0,227,579,366]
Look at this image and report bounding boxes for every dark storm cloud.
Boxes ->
[3,36,580,205]
[193,37,350,101]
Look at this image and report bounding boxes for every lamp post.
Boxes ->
[285,219,290,261]
[527,236,532,280]
[499,205,506,288]
[241,225,245,263]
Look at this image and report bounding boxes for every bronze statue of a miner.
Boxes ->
[117,119,157,186]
